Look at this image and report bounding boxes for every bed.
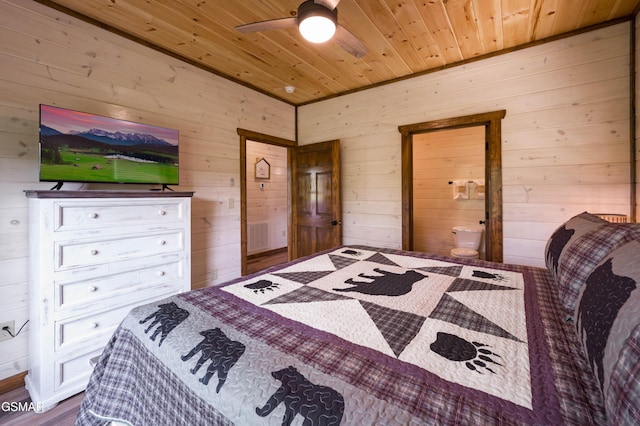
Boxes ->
[76,213,640,425]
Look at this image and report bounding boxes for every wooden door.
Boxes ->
[292,140,341,258]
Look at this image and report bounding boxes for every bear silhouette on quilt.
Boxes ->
[256,365,344,425]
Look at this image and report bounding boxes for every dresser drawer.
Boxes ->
[55,284,182,350]
[56,260,184,311]
[55,231,184,271]
[54,200,185,231]
[54,347,103,392]
[55,303,134,351]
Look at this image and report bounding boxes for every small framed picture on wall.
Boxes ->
[255,158,270,179]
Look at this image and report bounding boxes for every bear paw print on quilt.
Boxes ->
[574,239,640,425]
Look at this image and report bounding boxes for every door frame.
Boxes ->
[238,128,297,275]
[398,110,506,262]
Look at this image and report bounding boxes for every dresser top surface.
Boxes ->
[24,190,194,199]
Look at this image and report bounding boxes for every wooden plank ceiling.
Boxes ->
[37,0,640,105]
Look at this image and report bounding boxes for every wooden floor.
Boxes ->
[246,248,289,274]
[0,386,82,426]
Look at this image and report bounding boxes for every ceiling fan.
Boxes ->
[235,0,368,58]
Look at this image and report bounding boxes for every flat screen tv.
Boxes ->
[39,104,179,188]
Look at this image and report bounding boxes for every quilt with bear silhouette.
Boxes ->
[77,246,606,425]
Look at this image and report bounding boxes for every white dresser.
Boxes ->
[24,190,193,410]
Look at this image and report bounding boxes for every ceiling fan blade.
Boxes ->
[235,17,297,33]
[334,25,368,58]
[314,0,341,10]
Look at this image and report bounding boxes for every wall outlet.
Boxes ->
[0,321,15,342]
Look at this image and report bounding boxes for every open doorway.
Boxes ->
[399,110,505,262]
[246,140,288,273]
[238,129,296,275]
[412,126,486,257]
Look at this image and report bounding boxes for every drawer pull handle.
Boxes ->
[159,240,166,245]
[90,249,99,255]
[90,213,99,219]
[159,210,167,216]
[157,271,165,277]
[88,286,98,292]
[90,322,99,329]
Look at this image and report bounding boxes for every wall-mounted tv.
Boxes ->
[39,104,179,188]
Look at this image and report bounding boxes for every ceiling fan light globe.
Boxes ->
[299,16,336,43]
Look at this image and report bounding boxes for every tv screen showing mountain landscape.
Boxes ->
[39,104,179,185]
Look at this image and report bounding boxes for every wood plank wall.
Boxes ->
[0,0,294,381]
[246,141,288,254]
[298,22,632,267]
[412,126,486,258]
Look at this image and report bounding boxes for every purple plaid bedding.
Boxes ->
[76,246,606,425]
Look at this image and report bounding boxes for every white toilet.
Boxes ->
[451,226,483,259]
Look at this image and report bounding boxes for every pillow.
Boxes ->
[544,212,608,313]
[574,239,640,424]
[558,224,640,315]
[545,212,607,276]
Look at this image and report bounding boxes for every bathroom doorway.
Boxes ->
[412,126,486,258]
[399,110,505,262]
